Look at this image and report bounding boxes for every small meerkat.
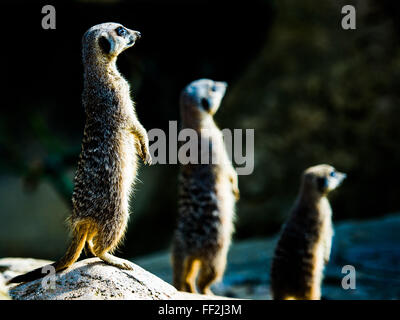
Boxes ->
[172,79,239,295]
[8,22,151,284]
[270,164,346,300]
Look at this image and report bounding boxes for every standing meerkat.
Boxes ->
[172,79,239,295]
[8,22,151,284]
[270,164,346,300]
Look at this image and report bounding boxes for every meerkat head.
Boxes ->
[301,164,346,197]
[82,22,141,62]
[180,79,228,118]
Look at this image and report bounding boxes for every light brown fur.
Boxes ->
[172,79,239,295]
[8,23,151,284]
[270,164,346,300]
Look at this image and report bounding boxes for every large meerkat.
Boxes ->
[8,23,151,284]
[270,164,346,300]
[172,79,239,295]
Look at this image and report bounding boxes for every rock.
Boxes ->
[0,258,231,300]
[323,214,400,300]
[0,273,10,300]
[0,257,52,277]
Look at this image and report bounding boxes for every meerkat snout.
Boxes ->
[217,81,228,89]
[325,169,346,191]
[127,30,141,45]
[116,27,141,48]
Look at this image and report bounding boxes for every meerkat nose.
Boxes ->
[220,81,228,88]
[134,31,141,39]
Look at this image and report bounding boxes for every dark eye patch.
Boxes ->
[116,26,127,37]
[201,98,210,110]
[317,177,329,193]
[98,36,111,54]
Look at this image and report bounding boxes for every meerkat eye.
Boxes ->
[116,26,127,37]
[330,171,337,177]
[210,85,217,92]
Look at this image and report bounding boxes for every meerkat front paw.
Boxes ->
[131,125,152,165]
[233,186,240,200]
[141,146,152,165]
[135,140,152,165]
[229,174,240,200]
[144,149,152,165]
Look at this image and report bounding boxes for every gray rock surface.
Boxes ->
[0,273,10,300]
[0,258,229,300]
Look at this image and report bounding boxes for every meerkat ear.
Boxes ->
[98,33,115,55]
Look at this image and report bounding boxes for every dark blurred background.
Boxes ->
[0,0,399,260]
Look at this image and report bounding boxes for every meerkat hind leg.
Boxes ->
[197,253,227,295]
[173,256,199,293]
[307,283,321,300]
[84,229,97,257]
[92,237,134,270]
[196,262,219,295]
[97,252,134,270]
[197,266,216,295]
[183,258,200,293]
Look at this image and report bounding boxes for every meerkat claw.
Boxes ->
[99,253,135,270]
[121,261,135,270]
[233,188,240,200]
[138,143,152,165]
[114,261,134,270]
[145,153,152,165]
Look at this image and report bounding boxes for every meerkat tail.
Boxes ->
[6,225,89,284]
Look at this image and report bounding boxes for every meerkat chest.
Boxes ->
[113,82,138,195]
[199,126,231,166]
[198,125,235,201]
[113,129,136,214]
[310,199,333,264]
[318,199,333,238]
[118,116,137,166]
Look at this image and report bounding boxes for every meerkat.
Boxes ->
[7,22,151,284]
[171,79,239,295]
[270,164,346,300]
